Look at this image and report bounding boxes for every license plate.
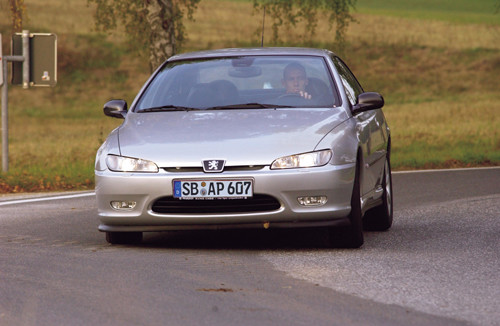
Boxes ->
[173,179,253,199]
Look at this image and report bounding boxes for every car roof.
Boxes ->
[168,47,336,62]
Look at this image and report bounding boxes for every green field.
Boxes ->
[0,0,499,193]
[357,0,499,24]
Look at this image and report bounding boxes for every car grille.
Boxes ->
[151,194,281,214]
[162,165,265,173]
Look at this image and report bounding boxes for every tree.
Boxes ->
[6,0,26,32]
[89,0,355,71]
[88,0,200,71]
[253,0,356,51]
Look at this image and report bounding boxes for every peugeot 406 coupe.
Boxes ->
[95,47,393,247]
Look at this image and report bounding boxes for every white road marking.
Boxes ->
[392,166,499,174]
[0,192,95,206]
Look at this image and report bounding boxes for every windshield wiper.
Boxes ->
[139,105,199,112]
[140,103,294,112]
[205,103,294,110]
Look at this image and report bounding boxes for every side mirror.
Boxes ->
[352,92,384,115]
[103,99,128,119]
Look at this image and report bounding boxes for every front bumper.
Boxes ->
[95,163,355,232]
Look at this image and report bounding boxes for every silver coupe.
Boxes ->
[95,47,392,247]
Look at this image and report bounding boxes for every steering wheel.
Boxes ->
[278,93,304,99]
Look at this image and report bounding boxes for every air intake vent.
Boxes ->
[151,194,281,214]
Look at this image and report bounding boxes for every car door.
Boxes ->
[331,56,387,199]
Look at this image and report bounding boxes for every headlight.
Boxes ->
[271,150,332,169]
[106,155,159,172]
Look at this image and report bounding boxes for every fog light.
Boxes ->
[110,201,137,210]
[297,196,327,206]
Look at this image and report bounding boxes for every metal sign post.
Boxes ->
[0,34,3,87]
[1,32,27,172]
[1,30,56,172]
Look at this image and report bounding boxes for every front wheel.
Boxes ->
[105,232,143,244]
[327,162,364,248]
[363,158,393,231]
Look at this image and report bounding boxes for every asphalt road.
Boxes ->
[0,167,498,326]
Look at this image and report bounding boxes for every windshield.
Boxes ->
[134,55,339,112]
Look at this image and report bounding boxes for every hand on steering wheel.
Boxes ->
[279,91,312,100]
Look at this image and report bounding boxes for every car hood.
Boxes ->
[117,108,349,167]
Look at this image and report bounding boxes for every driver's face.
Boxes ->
[283,69,308,94]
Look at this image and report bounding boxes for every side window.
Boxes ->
[332,56,364,106]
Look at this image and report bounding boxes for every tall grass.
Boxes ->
[386,96,500,169]
[181,0,500,51]
[0,0,498,192]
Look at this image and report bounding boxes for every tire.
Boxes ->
[105,232,143,244]
[328,161,364,248]
[363,157,393,231]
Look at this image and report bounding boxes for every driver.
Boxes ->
[282,62,311,99]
